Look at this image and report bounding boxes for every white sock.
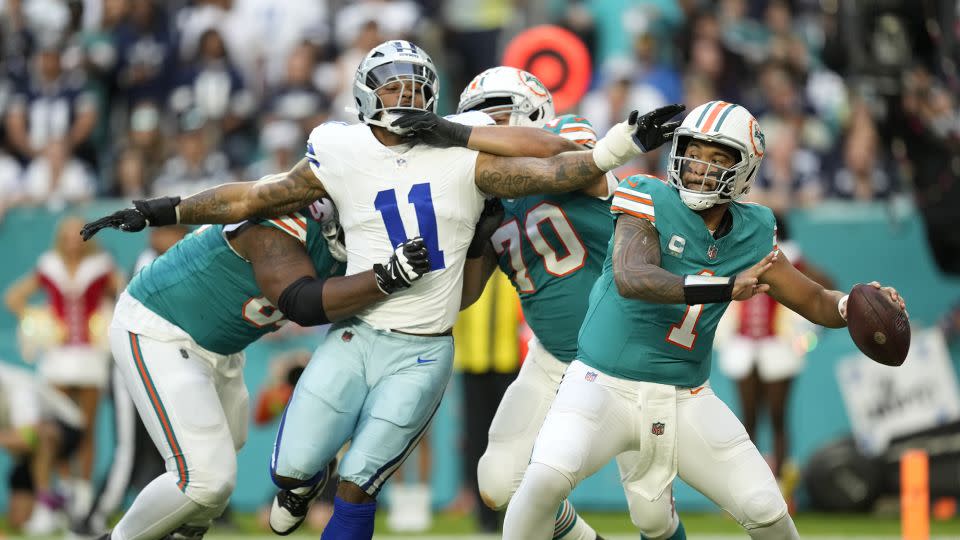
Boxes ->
[112,473,207,540]
[503,463,572,540]
[70,479,94,521]
[554,499,597,540]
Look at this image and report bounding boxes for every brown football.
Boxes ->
[846,284,910,366]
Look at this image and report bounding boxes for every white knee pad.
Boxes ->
[625,491,676,539]
[745,511,800,540]
[477,446,521,510]
[729,455,788,528]
[183,455,237,508]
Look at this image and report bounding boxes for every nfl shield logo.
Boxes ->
[707,245,718,259]
[585,371,598,382]
[651,422,665,436]
[341,331,354,343]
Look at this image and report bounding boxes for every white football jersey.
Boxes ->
[306,112,493,333]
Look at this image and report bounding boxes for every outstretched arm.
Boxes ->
[178,159,326,224]
[762,253,847,328]
[473,149,604,198]
[80,159,327,239]
[467,126,581,158]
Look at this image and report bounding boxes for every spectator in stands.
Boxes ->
[126,100,167,181]
[113,0,177,107]
[20,138,96,209]
[441,0,506,108]
[262,42,330,137]
[0,360,86,535]
[4,216,123,531]
[329,19,384,123]
[150,108,234,197]
[757,61,833,155]
[826,99,895,200]
[0,149,24,219]
[169,27,255,167]
[686,35,747,105]
[245,120,300,180]
[4,44,97,164]
[751,123,823,213]
[901,67,960,275]
[112,146,148,198]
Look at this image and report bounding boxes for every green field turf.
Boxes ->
[7,511,960,539]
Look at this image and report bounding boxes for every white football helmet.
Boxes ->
[457,67,555,127]
[353,40,439,134]
[667,100,766,211]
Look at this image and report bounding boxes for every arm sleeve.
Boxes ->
[277,276,330,327]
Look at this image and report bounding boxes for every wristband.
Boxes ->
[133,196,181,227]
[838,294,849,321]
[683,274,735,305]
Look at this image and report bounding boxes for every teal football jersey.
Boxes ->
[491,115,612,362]
[577,175,777,387]
[128,207,344,355]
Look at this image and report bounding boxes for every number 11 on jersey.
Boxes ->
[375,183,446,271]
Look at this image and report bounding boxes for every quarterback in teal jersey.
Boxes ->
[456,67,684,540]
[101,199,430,540]
[503,101,907,540]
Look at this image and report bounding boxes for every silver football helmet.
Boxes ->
[353,40,439,134]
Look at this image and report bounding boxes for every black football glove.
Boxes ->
[467,198,505,258]
[390,110,473,148]
[80,196,181,241]
[630,104,685,152]
[374,237,431,294]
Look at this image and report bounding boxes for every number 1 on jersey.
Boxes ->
[374,183,446,271]
[666,270,713,350]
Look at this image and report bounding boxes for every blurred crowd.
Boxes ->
[0,0,955,218]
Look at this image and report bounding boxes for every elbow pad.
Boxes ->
[277,276,330,327]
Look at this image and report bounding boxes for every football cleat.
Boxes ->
[269,459,337,535]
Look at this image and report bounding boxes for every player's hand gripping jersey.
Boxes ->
[305,115,486,334]
[577,175,777,387]
[127,202,344,355]
[493,115,613,360]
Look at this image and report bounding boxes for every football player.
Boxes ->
[81,40,659,540]
[449,66,685,540]
[501,101,906,540]
[96,199,430,540]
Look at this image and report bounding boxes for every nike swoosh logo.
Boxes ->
[417,357,436,364]
[626,179,639,187]
[690,386,705,395]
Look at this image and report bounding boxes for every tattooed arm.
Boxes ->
[234,225,386,324]
[611,214,685,303]
[473,150,605,197]
[177,158,327,224]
